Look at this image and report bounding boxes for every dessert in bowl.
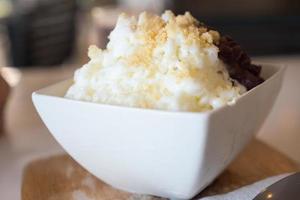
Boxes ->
[32,11,285,199]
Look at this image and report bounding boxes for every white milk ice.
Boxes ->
[66,11,246,112]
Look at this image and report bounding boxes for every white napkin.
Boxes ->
[198,174,290,200]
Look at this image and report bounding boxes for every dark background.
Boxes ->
[170,0,300,55]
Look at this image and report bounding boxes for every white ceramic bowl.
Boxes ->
[32,64,285,199]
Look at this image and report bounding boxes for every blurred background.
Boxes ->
[0,0,299,199]
[1,0,300,68]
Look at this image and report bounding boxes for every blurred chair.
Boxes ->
[7,0,77,67]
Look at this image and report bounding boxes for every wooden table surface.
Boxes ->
[22,139,299,200]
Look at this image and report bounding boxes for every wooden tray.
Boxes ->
[22,139,299,200]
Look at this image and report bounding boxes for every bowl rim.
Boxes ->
[32,63,286,116]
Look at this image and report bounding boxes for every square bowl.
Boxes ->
[32,63,285,199]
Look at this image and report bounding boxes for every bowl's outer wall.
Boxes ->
[32,94,210,198]
[196,65,284,196]
[32,64,285,199]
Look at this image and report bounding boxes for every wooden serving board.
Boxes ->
[22,139,299,200]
